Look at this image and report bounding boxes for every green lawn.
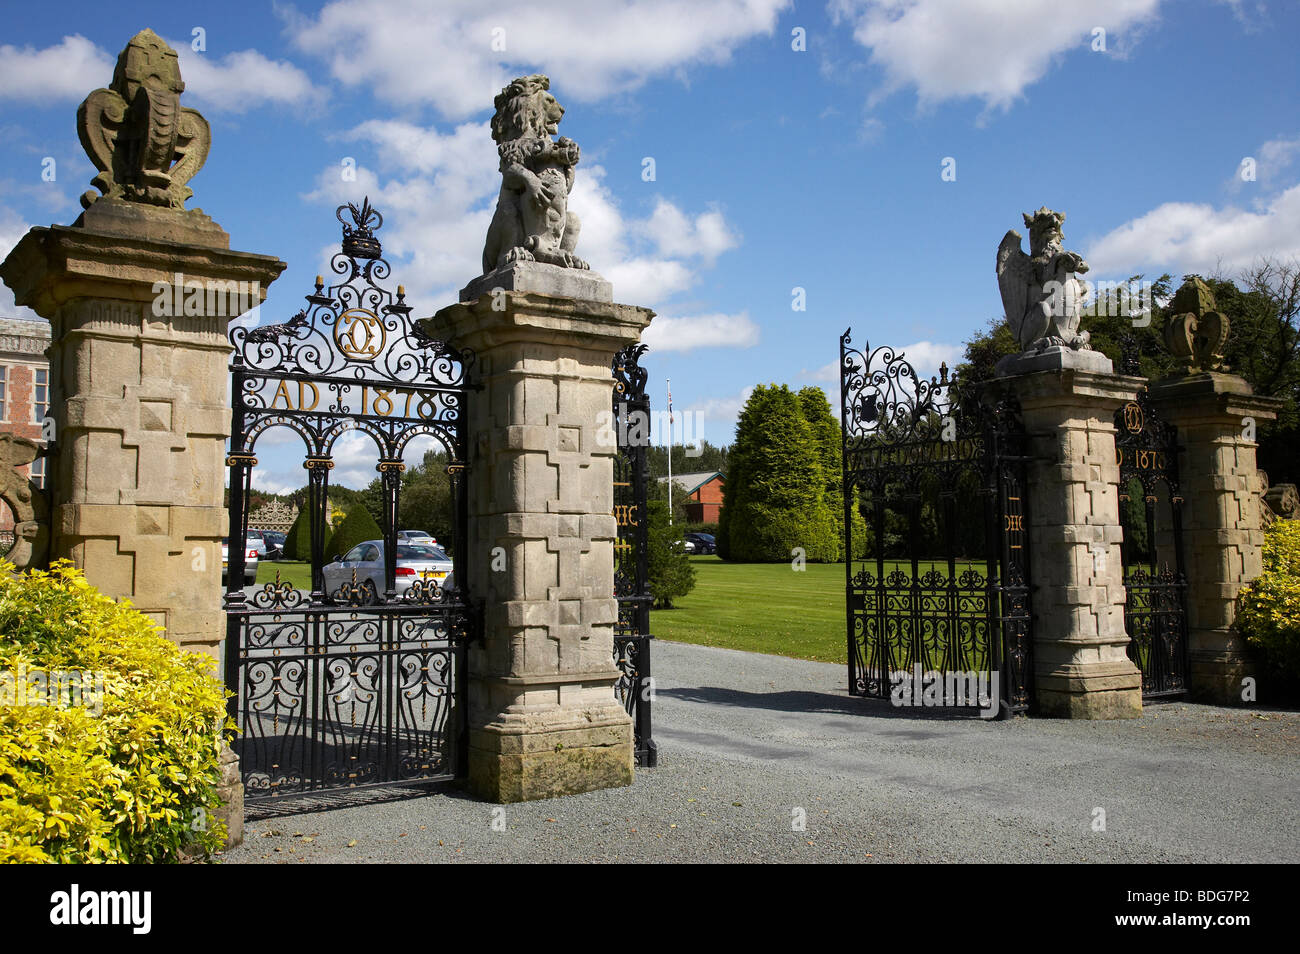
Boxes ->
[651,556,849,664]
[254,560,312,590]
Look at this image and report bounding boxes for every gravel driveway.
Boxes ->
[224,640,1300,864]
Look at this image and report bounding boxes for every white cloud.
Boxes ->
[1229,136,1300,193]
[302,138,740,311]
[805,339,961,383]
[174,46,324,113]
[639,199,739,263]
[829,0,1161,111]
[0,35,113,102]
[643,312,758,352]
[0,35,320,112]
[1086,183,1300,277]
[0,206,41,319]
[284,0,790,119]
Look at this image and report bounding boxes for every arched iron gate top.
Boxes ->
[223,201,476,801]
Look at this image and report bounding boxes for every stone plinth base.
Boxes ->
[1034,662,1143,719]
[461,261,612,303]
[995,344,1114,376]
[215,744,244,848]
[1188,651,1255,706]
[468,694,634,802]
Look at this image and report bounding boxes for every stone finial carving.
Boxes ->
[1163,276,1230,373]
[76,29,211,211]
[0,433,48,570]
[997,207,1095,354]
[482,75,587,274]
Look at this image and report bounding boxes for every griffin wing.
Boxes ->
[996,229,1031,341]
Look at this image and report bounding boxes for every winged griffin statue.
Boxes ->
[76,29,210,211]
[482,75,588,273]
[996,207,1092,355]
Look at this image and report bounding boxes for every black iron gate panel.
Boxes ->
[612,343,656,766]
[839,329,1033,717]
[225,200,475,799]
[1114,372,1189,698]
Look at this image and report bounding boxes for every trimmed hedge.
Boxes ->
[1236,520,1300,700]
[283,508,330,563]
[0,561,230,863]
[327,503,385,560]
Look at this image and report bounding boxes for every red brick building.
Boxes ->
[0,318,52,547]
[660,470,725,523]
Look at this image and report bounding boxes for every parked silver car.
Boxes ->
[322,540,452,603]
[221,537,260,586]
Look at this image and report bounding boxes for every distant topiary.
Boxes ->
[720,384,839,562]
[327,503,385,560]
[283,508,329,562]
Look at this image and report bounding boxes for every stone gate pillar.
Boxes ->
[1145,280,1285,703]
[422,268,652,802]
[1147,376,1279,703]
[996,365,1145,718]
[0,30,285,663]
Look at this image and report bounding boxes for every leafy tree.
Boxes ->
[327,503,385,560]
[719,384,838,562]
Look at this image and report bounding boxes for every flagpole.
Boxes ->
[666,378,672,526]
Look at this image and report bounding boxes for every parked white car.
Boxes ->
[322,540,452,603]
[397,529,439,547]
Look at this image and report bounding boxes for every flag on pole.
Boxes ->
[668,382,673,423]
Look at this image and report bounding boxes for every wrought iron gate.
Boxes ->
[1114,373,1189,697]
[839,330,1033,717]
[224,200,475,800]
[612,343,656,766]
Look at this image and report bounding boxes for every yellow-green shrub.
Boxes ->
[1235,520,1300,696]
[0,560,231,863]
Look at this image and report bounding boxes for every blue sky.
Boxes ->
[2,0,1297,494]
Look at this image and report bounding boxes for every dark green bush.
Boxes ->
[647,500,696,608]
[283,508,330,562]
[327,503,385,560]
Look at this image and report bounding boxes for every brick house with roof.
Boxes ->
[657,470,725,523]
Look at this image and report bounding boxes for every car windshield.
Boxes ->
[397,545,447,561]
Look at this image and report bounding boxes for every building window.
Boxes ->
[33,369,48,424]
[30,456,45,491]
[0,366,6,421]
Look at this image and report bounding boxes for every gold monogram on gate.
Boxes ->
[1122,402,1144,434]
[334,308,385,359]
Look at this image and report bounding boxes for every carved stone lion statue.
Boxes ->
[482,75,588,274]
[996,207,1092,353]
